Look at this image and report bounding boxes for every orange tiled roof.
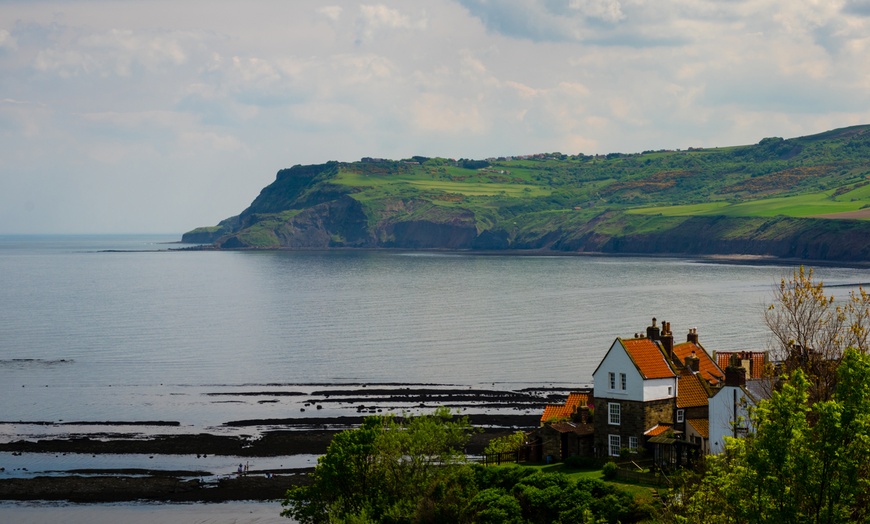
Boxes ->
[687,418,709,438]
[673,342,725,385]
[715,351,768,379]
[622,338,676,379]
[644,423,674,436]
[677,370,711,408]
[540,392,589,423]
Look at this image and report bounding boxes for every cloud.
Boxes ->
[355,4,427,43]
[843,0,870,16]
[318,5,344,21]
[2,0,870,233]
[0,29,17,50]
[33,27,201,78]
[456,0,648,43]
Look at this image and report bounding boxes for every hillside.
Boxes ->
[183,125,870,262]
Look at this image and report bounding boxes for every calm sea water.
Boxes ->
[2,235,869,427]
[2,235,870,520]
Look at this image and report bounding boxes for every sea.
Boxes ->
[2,234,869,522]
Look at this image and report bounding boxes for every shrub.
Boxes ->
[602,461,618,480]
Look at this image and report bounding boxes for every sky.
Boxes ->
[1,1,870,234]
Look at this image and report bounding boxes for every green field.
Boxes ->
[333,170,552,198]
[186,124,870,254]
[630,188,870,219]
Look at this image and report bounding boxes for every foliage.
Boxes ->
[666,349,870,524]
[281,407,476,523]
[601,461,618,480]
[484,430,527,456]
[765,266,870,402]
[282,415,647,523]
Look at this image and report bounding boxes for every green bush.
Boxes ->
[602,461,618,480]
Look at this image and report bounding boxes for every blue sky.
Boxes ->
[1,0,869,234]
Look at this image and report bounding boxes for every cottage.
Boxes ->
[591,320,679,458]
[539,391,594,461]
[536,317,765,463]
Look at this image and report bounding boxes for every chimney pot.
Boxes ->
[725,361,747,387]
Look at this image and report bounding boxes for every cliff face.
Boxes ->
[183,148,870,262]
[190,198,870,262]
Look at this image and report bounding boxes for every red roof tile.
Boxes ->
[621,338,676,379]
[644,423,674,436]
[687,418,709,438]
[715,351,768,379]
[677,370,711,408]
[540,392,590,423]
[673,342,724,385]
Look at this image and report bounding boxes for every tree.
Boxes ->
[765,266,870,402]
[669,349,870,523]
[483,430,527,456]
[281,407,477,523]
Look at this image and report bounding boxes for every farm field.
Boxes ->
[629,187,870,219]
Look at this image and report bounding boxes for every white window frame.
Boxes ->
[620,372,627,390]
[609,434,621,457]
[629,436,638,450]
[608,402,621,425]
[677,409,685,423]
[609,372,615,389]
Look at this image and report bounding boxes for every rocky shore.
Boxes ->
[0,386,551,502]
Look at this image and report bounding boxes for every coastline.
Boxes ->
[0,386,547,503]
[165,244,870,269]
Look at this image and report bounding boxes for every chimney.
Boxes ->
[646,317,661,341]
[687,327,699,345]
[660,321,674,361]
[685,350,700,373]
[725,353,746,387]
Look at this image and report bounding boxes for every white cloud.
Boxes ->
[568,0,625,23]
[412,92,487,134]
[318,5,344,21]
[356,4,427,42]
[1,0,869,233]
[0,29,17,50]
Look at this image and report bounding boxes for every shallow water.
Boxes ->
[0,500,290,524]
[2,236,870,519]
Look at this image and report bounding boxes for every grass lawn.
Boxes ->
[630,189,870,219]
[509,463,659,503]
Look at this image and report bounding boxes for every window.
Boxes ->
[677,409,685,423]
[609,372,615,389]
[668,386,673,396]
[629,436,638,450]
[608,402,621,425]
[620,373,627,390]
[609,434,621,457]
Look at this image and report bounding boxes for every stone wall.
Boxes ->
[594,398,675,457]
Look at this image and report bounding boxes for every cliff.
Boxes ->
[183,125,870,262]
